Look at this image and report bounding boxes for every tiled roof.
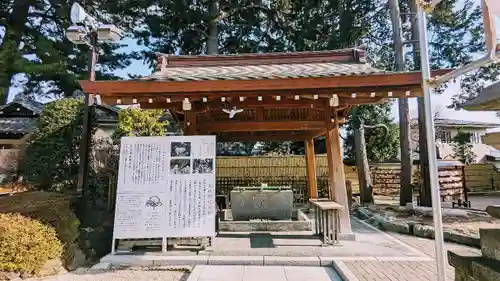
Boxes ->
[410,118,500,128]
[143,61,386,82]
[0,118,38,134]
[462,81,500,110]
[143,48,387,82]
[0,100,44,115]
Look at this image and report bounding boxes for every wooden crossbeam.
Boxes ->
[203,120,329,132]
[139,99,327,110]
[216,134,310,142]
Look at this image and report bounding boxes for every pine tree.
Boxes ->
[452,130,476,165]
[0,1,137,103]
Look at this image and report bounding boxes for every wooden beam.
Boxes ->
[183,111,197,135]
[104,91,420,108]
[139,99,328,111]
[217,134,309,142]
[255,107,264,121]
[0,139,24,145]
[203,120,329,132]
[325,111,352,235]
[206,98,326,109]
[81,70,451,95]
[305,139,318,199]
[308,130,326,139]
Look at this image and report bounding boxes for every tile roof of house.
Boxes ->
[0,118,38,134]
[0,100,45,115]
[462,80,500,111]
[410,118,500,128]
[143,48,389,82]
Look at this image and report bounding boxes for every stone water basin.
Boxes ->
[230,186,293,221]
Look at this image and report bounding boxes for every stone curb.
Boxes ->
[98,254,435,268]
[332,260,360,281]
[353,207,481,249]
[467,191,500,197]
[90,262,112,270]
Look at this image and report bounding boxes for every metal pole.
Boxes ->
[415,3,447,281]
[76,31,97,196]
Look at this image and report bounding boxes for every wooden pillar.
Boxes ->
[305,139,318,199]
[325,111,353,238]
[184,111,197,135]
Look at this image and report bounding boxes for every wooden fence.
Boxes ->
[216,155,359,204]
[463,164,500,192]
[215,156,500,197]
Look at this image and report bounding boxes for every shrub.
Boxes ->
[20,98,91,190]
[0,213,63,275]
[112,107,168,144]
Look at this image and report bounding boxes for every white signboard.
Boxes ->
[113,136,216,240]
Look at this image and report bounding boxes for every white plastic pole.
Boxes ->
[431,51,500,86]
[416,4,447,281]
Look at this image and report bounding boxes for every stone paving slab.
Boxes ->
[95,216,479,281]
[209,219,425,258]
[186,266,343,281]
[336,231,477,281]
[342,260,455,281]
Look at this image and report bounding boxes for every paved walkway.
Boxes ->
[210,218,427,258]
[185,232,471,281]
[339,232,475,281]
[39,217,478,281]
[186,265,343,281]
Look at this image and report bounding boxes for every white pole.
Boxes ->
[416,3,447,281]
[431,51,500,86]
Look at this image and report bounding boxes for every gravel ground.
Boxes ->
[365,201,500,236]
[33,268,190,281]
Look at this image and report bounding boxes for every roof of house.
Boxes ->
[94,104,120,124]
[0,100,45,134]
[0,118,38,134]
[0,100,45,116]
[462,81,500,111]
[411,118,500,128]
[143,48,388,82]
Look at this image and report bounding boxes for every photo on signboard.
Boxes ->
[171,142,191,157]
[170,159,191,174]
[192,158,214,174]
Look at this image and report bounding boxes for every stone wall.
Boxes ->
[448,205,500,281]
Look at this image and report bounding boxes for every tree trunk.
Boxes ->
[207,0,219,55]
[410,0,432,207]
[355,123,374,204]
[389,0,413,206]
[417,98,432,206]
[0,0,32,104]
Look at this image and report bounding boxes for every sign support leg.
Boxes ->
[162,237,167,253]
[111,238,116,255]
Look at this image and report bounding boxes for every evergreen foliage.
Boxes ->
[112,108,169,144]
[344,103,400,162]
[452,129,476,165]
[20,98,90,190]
